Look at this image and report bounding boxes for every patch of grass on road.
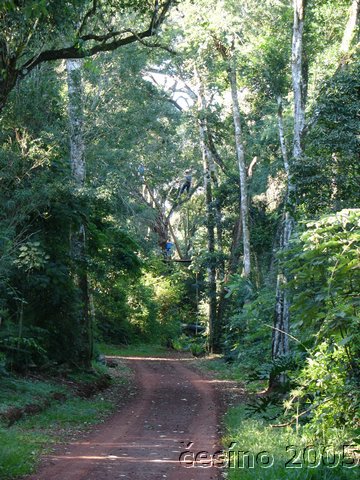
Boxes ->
[195,355,272,393]
[194,355,250,383]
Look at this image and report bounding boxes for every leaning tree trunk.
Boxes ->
[66,59,92,369]
[271,0,307,383]
[228,55,251,278]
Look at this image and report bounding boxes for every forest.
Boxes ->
[0,0,359,479]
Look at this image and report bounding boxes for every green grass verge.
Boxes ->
[97,342,170,357]
[0,377,67,414]
[20,396,114,430]
[0,428,50,478]
[0,362,128,479]
[0,397,114,479]
[223,404,359,480]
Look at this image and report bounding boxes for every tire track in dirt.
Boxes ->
[27,355,222,480]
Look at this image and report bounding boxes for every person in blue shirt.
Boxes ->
[165,240,174,257]
[138,164,145,177]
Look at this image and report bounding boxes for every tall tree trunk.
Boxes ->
[197,76,218,353]
[340,0,359,59]
[228,56,251,278]
[271,0,307,382]
[209,142,224,348]
[202,113,225,337]
[272,96,292,364]
[204,142,224,280]
[276,97,289,176]
[200,127,218,353]
[213,37,251,278]
[67,60,86,184]
[0,41,17,113]
[272,212,292,362]
[292,0,307,163]
[66,59,92,369]
[217,213,242,333]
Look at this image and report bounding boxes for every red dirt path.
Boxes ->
[27,355,223,480]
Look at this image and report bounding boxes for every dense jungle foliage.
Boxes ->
[0,0,359,465]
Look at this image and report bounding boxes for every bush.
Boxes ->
[286,340,359,443]
[282,209,360,442]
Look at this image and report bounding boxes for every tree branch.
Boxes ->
[167,97,183,111]
[125,29,176,54]
[79,29,131,42]
[247,156,258,178]
[78,0,98,37]
[18,0,174,78]
[166,180,202,221]
[206,130,226,173]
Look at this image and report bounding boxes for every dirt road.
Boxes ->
[28,355,222,480]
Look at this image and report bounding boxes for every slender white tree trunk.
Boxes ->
[228,56,251,278]
[272,213,292,361]
[292,0,306,164]
[277,97,289,176]
[340,0,359,56]
[272,96,292,363]
[67,60,86,185]
[271,0,307,382]
[66,59,92,369]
